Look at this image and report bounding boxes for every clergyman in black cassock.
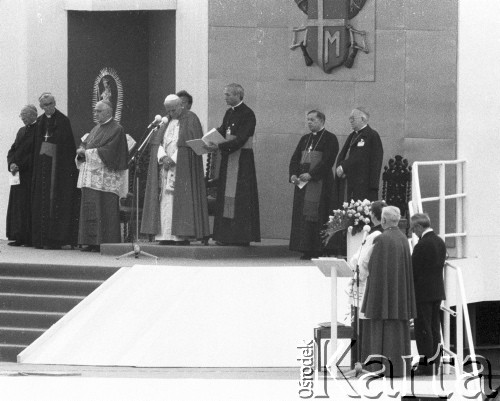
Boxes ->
[334,107,383,205]
[6,105,38,246]
[31,93,80,249]
[289,110,338,259]
[211,83,260,246]
[330,107,383,256]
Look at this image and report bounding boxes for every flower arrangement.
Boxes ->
[323,199,373,238]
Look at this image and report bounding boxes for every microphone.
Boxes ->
[158,116,169,127]
[147,115,162,129]
[361,224,371,246]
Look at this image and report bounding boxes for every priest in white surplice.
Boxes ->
[76,100,129,252]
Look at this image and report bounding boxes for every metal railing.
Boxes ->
[441,261,478,380]
[411,160,467,258]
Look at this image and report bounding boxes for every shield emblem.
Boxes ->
[306,0,350,73]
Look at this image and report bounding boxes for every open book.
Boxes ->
[186,128,226,155]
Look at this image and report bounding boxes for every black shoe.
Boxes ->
[300,253,312,260]
[7,241,22,247]
[175,240,190,246]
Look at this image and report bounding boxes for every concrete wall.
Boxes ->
[175,0,209,128]
[0,0,69,240]
[457,0,500,262]
[0,0,28,242]
[207,0,458,239]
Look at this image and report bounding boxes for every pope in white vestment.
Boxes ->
[156,119,183,241]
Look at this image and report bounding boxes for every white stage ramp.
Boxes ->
[19,265,336,367]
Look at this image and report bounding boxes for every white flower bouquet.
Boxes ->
[323,199,373,238]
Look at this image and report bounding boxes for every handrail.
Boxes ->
[411,160,466,258]
[443,262,479,383]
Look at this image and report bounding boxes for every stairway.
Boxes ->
[0,263,120,362]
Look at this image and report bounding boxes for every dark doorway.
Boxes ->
[67,10,175,144]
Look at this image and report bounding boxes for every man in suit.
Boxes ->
[410,213,447,376]
[335,107,383,204]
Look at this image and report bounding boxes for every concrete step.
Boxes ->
[0,310,64,329]
[0,344,25,362]
[0,293,84,313]
[0,263,119,280]
[0,327,45,345]
[0,276,104,296]
[0,261,120,363]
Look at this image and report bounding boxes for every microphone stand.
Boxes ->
[341,230,370,378]
[116,124,160,261]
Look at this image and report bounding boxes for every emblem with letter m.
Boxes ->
[291,0,369,72]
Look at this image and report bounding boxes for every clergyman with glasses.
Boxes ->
[31,92,80,249]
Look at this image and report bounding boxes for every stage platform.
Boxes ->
[18,264,334,367]
[100,239,294,259]
[0,239,301,267]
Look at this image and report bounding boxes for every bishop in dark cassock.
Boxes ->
[289,110,338,260]
[31,93,80,249]
[361,206,417,378]
[208,83,260,246]
[6,105,38,246]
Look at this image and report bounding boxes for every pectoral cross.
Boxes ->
[44,130,50,142]
[307,145,313,153]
